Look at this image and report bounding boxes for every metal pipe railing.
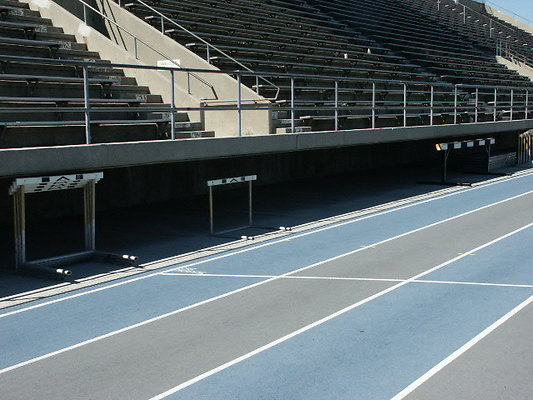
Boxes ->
[433,0,533,63]
[0,55,531,144]
[72,0,217,100]
[122,0,281,100]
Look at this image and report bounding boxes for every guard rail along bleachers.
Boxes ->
[0,0,214,148]
[0,0,532,148]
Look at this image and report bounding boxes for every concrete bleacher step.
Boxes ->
[173,130,215,139]
[275,126,313,133]
[174,121,204,131]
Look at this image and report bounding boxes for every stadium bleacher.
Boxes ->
[123,0,532,131]
[308,0,532,120]
[124,0,473,131]
[0,0,531,144]
[0,0,211,148]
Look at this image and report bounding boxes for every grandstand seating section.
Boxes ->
[0,0,531,146]
[0,0,210,148]
[125,0,532,132]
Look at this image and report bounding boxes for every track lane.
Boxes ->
[0,186,531,372]
[0,179,531,399]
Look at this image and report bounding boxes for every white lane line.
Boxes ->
[0,175,530,317]
[146,222,533,400]
[159,273,533,289]
[390,295,533,400]
[1,216,531,379]
[0,189,530,322]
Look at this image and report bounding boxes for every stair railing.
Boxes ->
[118,0,280,100]
[433,0,532,60]
[72,0,217,100]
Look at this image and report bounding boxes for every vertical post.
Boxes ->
[237,73,242,136]
[170,70,176,139]
[510,89,514,121]
[290,78,295,133]
[84,181,96,251]
[463,5,466,23]
[489,19,492,38]
[371,82,376,129]
[430,85,434,125]
[454,85,458,124]
[248,180,253,227]
[208,186,214,235]
[83,4,87,24]
[334,81,339,131]
[160,16,164,33]
[83,65,91,144]
[517,133,523,164]
[187,72,191,95]
[255,76,260,95]
[403,83,407,127]
[13,187,26,269]
[206,46,210,63]
[493,88,498,121]
[441,149,449,184]
[134,37,138,60]
[526,91,529,119]
[474,87,479,123]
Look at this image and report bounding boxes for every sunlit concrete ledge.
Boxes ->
[2,119,532,178]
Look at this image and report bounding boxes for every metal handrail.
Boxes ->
[434,0,532,55]
[496,41,533,69]
[119,0,281,100]
[0,54,531,143]
[484,1,533,26]
[70,0,217,99]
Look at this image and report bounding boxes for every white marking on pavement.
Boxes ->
[159,273,533,289]
[390,295,533,400]
[1,215,531,378]
[0,177,530,319]
[146,222,533,399]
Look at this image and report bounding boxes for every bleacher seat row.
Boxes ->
[0,0,531,147]
[124,0,532,132]
[0,0,213,148]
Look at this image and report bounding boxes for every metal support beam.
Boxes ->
[84,181,96,251]
[430,85,434,126]
[13,186,26,270]
[334,81,339,131]
[475,87,479,123]
[494,88,498,122]
[403,83,407,127]
[454,85,458,124]
[237,73,242,136]
[170,70,176,139]
[83,65,91,144]
[371,82,376,129]
[291,78,295,134]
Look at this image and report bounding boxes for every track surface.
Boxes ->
[0,173,532,399]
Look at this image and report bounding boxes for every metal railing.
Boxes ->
[0,55,532,146]
[433,0,532,58]
[483,1,533,27]
[496,41,533,69]
[116,0,280,100]
[72,0,217,100]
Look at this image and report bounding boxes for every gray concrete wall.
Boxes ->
[2,119,533,179]
[496,56,533,80]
